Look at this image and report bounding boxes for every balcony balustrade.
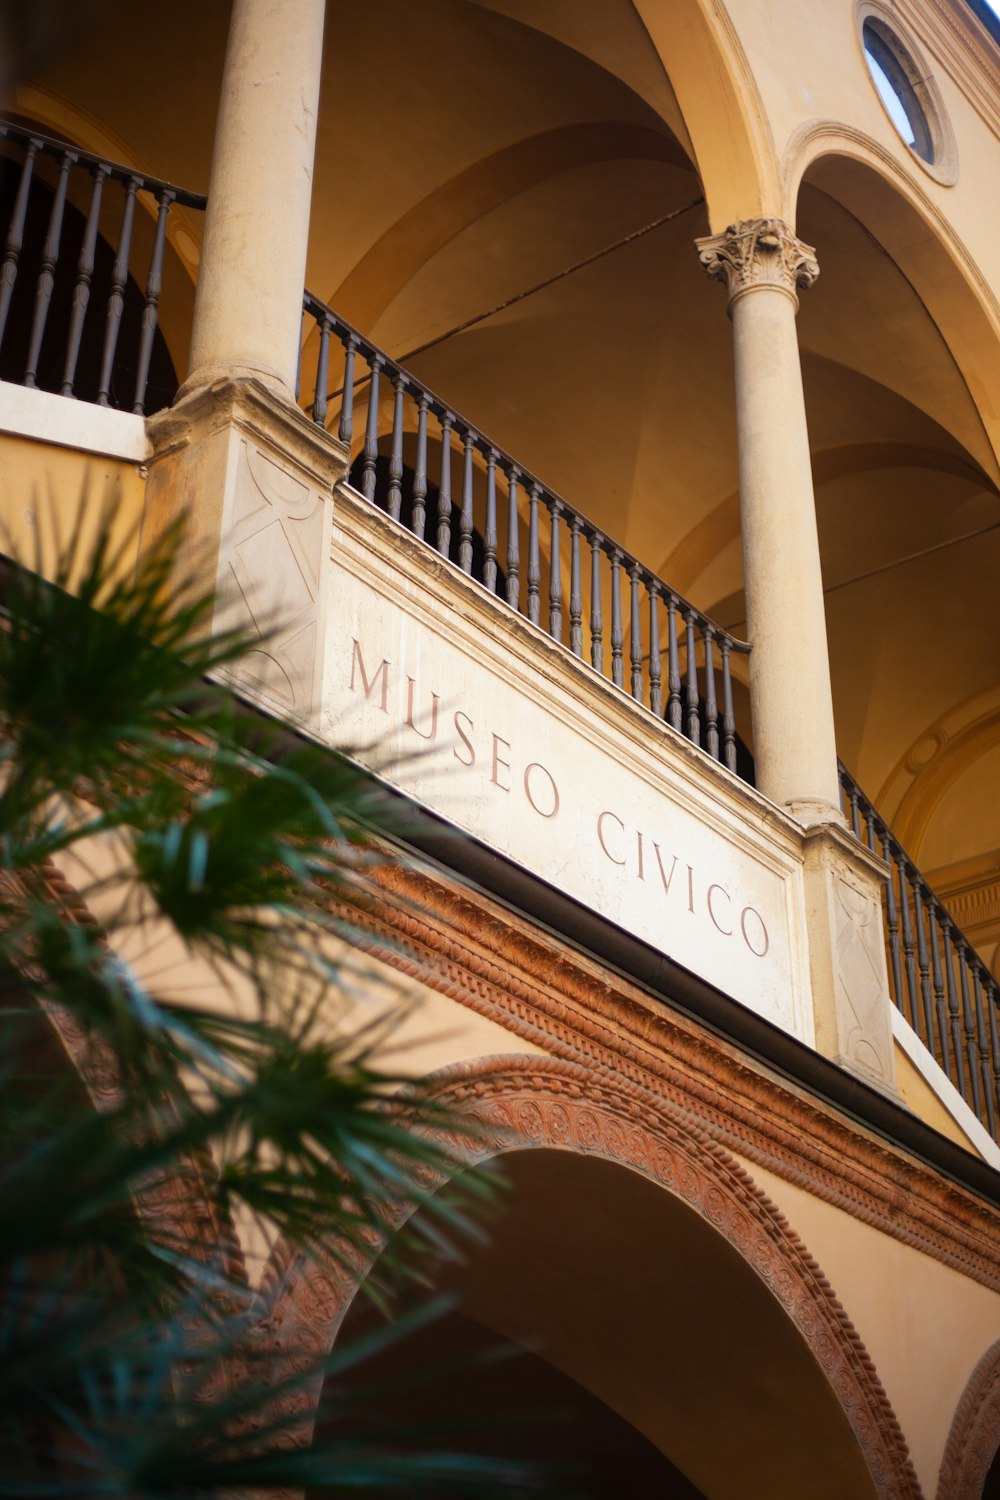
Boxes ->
[0,120,205,415]
[840,763,1000,1137]
[1,120,998,1145]
[301,291,752,781]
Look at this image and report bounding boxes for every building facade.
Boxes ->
[3,0,1000,1493]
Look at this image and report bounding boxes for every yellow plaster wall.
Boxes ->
[737,1151,1000,1495]
[725,0,1000,279]
[894,1039,981,1152]
[0,432,145,581]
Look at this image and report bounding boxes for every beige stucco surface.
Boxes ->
[0,429,145,579]
[738,1150,1000,1494]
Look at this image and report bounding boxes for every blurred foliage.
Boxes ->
[0,515,553,1498]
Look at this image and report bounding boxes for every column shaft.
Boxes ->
[698,218,841,820]
[186,0,326,396]
[699,220,896,1089]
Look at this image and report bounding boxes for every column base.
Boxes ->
[785,796,847,830]
[800,816,900,1098]
[177,361,292,404]
[143,375,348,727]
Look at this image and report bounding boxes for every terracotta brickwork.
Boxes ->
[262,1056,921,1498]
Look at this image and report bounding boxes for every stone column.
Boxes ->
[186,0,327,397]
[142,0,344,728]
[697,219,897,1095]
[696,218,840,824]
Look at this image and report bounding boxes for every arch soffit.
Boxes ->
[629,0,777,228]
[784,123,1000,470]
[938,1334,1000,1500]
[262,1054,921,1500]
[658,440,989,602]
[876,684,1000,854]
[324,120,693,337]
[464,0,695,156]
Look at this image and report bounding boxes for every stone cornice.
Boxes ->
[327,854,1000,1297]
[904,0,1000,142]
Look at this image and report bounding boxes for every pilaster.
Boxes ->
[800,816,899,1093]
[143,378,347,726]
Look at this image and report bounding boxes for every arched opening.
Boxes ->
[323,1149,882,1499]
[774,153,1000,893]
[939,1335,1000,1499]
[17,0,761,694]
[0,153,178,411]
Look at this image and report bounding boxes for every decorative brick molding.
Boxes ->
[262,1056,922,1499]
[23,807,1000,1497]
[938,1336,1000,1498]
[323,857,1000,1296]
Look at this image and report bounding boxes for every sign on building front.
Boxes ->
[323,494,814,1045]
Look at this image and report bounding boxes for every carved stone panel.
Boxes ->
[143,376,347,726]
[218,435,329,717]
[802,820,898,1092]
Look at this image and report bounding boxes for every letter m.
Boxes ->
[350,638,390,712]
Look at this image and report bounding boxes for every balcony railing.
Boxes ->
[0,118,750,781]
[301,291,752,780]
[840,763,1000,1139]
[4,126,998,1152]
[0,119,205,415]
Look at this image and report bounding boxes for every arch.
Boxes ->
[1,95,201,392]
[659,440,992,605]
[786,126,1000,474]
[261,1055,921,1499]
[318,0,770,346]
[30,891,247,1284]
[630,0,778,227]
[0,154,180,411]
[938,1336,1000,1499]
[897,714,1000,860]
[466,0,696,151]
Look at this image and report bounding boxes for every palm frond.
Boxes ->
[0,505,550,1497]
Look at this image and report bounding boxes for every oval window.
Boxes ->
[862,18,934,161]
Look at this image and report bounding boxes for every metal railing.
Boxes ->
[0,119,205,415]
[3,126,996,1145]
[840,763,1000,1139]
[301,291,752,779]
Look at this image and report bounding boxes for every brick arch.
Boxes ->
[261,1053,922,1500]
[938,1337,1000,1500]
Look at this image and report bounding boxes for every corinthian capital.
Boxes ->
[696,218,819,308]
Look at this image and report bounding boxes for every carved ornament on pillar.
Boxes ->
[696,217,819,310]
